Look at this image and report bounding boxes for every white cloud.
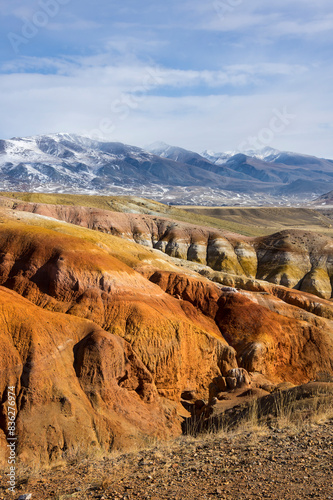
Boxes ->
[1,0,332,159]
[195,1,333,40]
[272,15,333,36]
[1,56,309,90]
[0,56,332,158]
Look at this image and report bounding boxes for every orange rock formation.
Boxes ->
[0,197,333,465]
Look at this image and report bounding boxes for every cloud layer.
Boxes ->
[0,0,332,156]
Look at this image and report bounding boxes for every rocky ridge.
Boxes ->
[2,196,333,299]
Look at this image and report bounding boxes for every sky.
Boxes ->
[0,0,333,157]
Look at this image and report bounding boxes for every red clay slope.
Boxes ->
[0,222,236,402]
[0,287,178,465]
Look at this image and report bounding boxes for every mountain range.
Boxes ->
[1,133,333,205]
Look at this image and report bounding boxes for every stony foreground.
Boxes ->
[4,418,333,500]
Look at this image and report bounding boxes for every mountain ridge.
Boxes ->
[1,133,333,205]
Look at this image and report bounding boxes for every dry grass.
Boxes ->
[182,383,333,442]
[5,191,333,238]
[3,191,333,240]
[245,385,332,433]
[12,387,333,500]
[177,205,333,237]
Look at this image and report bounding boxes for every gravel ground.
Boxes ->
[3,418,333,500]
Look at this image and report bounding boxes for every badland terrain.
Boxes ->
[0,134,333,499]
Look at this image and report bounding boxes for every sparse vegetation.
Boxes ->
[182,382,333,439]
[11,386,333,499]
[4,191,333,237]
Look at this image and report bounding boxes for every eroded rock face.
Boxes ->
[255,231,333,298]
[227,368,251,388]
[0,287,179,465]
[2,198,333,299]
[148,271,333,385]
[300,268,332,299]
[1,200,333,465]
[0,224,237,402]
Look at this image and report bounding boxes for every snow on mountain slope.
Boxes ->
[1,134,333,205]
[0,133,236,196]
[1,133,145,170]
[146,142,333,196]
[202,146,333,170]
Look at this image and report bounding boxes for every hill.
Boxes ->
[313,189,333,206]
[1,193,333,467]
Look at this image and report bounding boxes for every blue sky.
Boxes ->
[1,0,333,156]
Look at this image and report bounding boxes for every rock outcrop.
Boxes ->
[0,287,178,465]
[2,197,333,299]
[148,271,333,385]
[1,198,333,466]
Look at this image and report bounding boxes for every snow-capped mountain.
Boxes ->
[147,142,333,197]
[0,133,230,193]
[1,134,333,205]
[201,149,239,165]
[201,146,333,169]
[202,147,284,165]
[146,142,218,171]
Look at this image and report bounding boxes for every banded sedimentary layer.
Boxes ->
[0,197,333,464]
[2,197,333,299]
